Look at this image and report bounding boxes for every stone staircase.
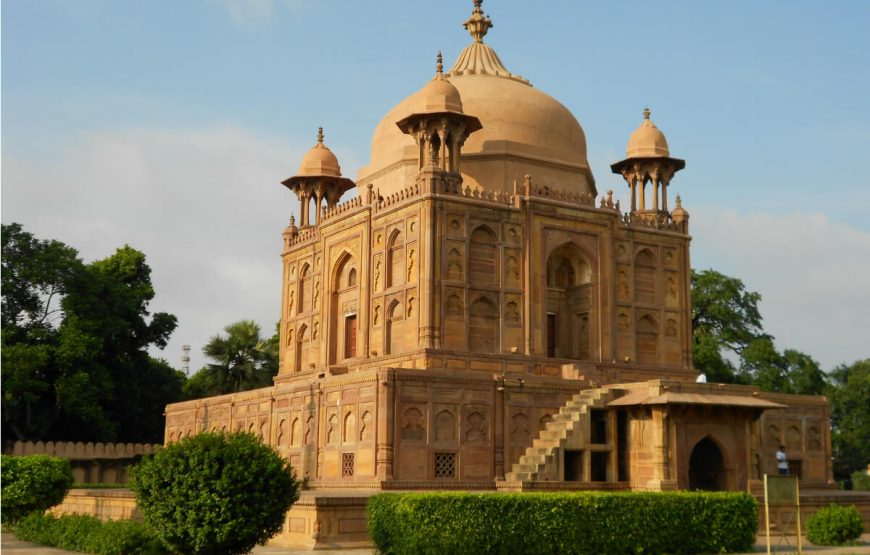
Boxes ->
[505,387,611,482]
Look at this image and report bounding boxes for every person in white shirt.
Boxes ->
[776,444,788,475]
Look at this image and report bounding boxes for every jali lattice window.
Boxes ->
[434,452,456,478]
[342,452,355,477]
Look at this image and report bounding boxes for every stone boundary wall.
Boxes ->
[3,441,162,484]
[52,489,142,522]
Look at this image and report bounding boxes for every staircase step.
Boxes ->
[533,438,560,449]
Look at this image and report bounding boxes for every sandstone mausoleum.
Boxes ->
[163,2,836,547]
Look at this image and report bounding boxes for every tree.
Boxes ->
[827,359,870,479]
[691,269,764,383]
[130,432,300,555]
[1,223,182,443]
[193,320,278,397]
[691,269,828,395]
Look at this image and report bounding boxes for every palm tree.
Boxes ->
[199,320,278,395]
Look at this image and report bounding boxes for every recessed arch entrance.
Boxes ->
[688,436,726,491]
[545,242,592,359]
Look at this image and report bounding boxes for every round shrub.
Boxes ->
[130,432,300,555]
[806,503,864,546]
[0,454,74,523]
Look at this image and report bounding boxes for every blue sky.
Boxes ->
[3,0,869,372]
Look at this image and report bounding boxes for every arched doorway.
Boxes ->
[545,243,592,359]
[689,437,726,491]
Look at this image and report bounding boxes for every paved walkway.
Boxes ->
[4,531,870,554]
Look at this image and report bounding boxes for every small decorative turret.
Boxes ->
[281,128,355,228]
[396,53,482,191]
[610,108,685,223]
[671,194,689,225]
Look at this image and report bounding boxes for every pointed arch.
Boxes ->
[298,262,312,314]
[689,436,727,491]
[469,225,498,283]
[385,299,404,355]
[434,410,456,442]
[545,242,593,359]
[386,229,405,288]
[634,248,657,305]
[296,323,309,372]
[329,251,359,364]
[636,314,659,364]
[468,296,498,353]
[343,412,356,444]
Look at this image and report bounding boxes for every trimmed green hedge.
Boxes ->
[806,504,864,546]
[1,454,74,523]
[13,512,167,555]
[368,491,758,554]
[130,432,300,555]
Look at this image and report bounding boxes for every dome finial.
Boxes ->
[316,127,324,145]
[675,194,682,207]
[464,0,493,43]
[643,107,651,120]
[436,51,443,76]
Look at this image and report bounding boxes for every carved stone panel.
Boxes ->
[446,213,466,238]
[400,405,426,441]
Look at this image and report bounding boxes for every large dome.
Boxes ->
[356,4,595,196]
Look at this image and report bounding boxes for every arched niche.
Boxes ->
[298,263,312,314]
[545,242,592,359]
[634,249,657,306]
[329,252,359,364]
[468,296,498,353]
[296,324,310,372]
[386,230,405,288]
[636,314,659,365]
[469,225,498,284]
[385,300,405,355]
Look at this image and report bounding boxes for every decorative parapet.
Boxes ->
[375,183,422,211]
[441,181,514,206]
[619,211,685,232]
[526,183,595,206]
[321,196,365,224]
[5,440,161,460]
[287,226,319,248]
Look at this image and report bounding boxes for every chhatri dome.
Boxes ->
[297,127,342,177]
[358,0,595,196]
[626,108,671,158]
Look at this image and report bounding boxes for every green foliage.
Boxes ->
[130,432,300,555]
[368,491,758,555]
[690,269,828,395]
[189,320,279,397]
[851,470,870,491]
[1,223,183,444]
[0,454,74,524]
[13,512,167,555]
[828,359,870,478]
[806,504,864,546]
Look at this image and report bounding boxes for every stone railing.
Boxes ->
[287,226,319,247]
[4,441,162,484]
[375,183,422,211]
[321,196,364,223]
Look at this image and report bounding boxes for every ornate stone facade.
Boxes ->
[163,1,834,546]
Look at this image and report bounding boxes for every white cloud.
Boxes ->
[2,126,304,374]
[691,207,870,370]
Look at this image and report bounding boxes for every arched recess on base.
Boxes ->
[688,436,727,491]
